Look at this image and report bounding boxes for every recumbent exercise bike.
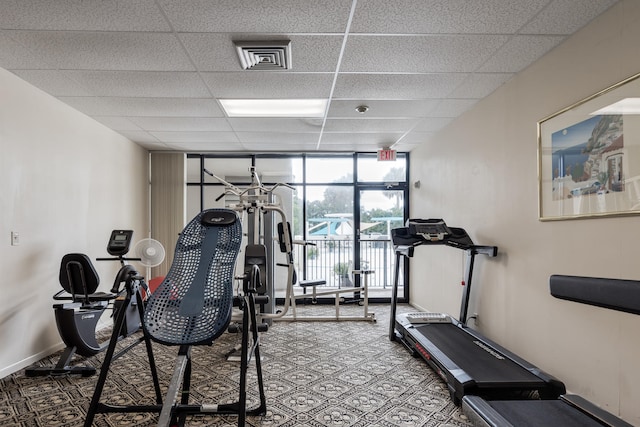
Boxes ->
[25,230,143,377]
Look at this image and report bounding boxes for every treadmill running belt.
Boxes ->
[488,400,606,427]
[412,324,544,384]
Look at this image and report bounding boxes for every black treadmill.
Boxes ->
[389,220,565,405]
[462,394,633,427]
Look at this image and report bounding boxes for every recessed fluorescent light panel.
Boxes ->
[591,98,640,115]
[220,99,328,117]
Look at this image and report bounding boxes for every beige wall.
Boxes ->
[0,68,149,377]
[409,1,640,424]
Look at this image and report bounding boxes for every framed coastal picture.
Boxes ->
[538,72,640,221]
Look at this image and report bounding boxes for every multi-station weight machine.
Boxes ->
[205,166,375,322]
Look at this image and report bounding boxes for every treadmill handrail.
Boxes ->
[389,224,498,339]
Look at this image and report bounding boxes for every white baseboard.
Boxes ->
[0,341,65,379]
[0,319,113,379]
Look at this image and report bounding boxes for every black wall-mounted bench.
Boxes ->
[462,274,638,427]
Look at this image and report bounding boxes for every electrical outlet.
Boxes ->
[467,312,479,325]
[11,231,19,246]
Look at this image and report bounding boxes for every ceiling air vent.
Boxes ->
[234,40,292,70]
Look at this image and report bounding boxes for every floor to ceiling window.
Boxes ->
[186,153,409,303]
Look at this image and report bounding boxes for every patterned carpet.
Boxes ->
[2,304,473,427]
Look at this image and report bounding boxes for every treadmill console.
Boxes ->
[106,230,134,256]
[407,218,452,241]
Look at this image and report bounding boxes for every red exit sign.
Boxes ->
[378,149,396,161]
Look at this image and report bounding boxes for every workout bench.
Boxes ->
[286,269,376,322]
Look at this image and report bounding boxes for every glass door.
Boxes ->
[356,189,406,300]
[304,185,355,290]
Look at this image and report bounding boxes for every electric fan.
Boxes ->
[133,238,166,267]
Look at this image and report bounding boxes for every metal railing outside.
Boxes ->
[294,237,400,292]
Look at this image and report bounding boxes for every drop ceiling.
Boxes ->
[0,0,618,153]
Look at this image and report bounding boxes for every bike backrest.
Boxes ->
[59,253,100,300]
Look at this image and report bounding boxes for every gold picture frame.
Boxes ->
[538,72,640,221]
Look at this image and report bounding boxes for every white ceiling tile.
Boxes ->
[228,118,323,132]
[180,33,344,73]
[0,0,620,153]
[0,0,169,31]
[93,116,142,131]
[351,0,549,34]
[393,141,423,151]
[324,118,419,132]
[333,74,468,99]
[318,140,386,151]
[328,100,441,117]
[202,72,334,98]
[157,0,353,33]
[5,31,194,71]
[0,34,52,69]
[163,141,246,152]
[412,117,454,132]
[118,130,162,144]
[61,71,210,97]
[58,97,225,117]
[399,142,422,149]
[240,141,320,151]
[236,132,320,145]
[135,141,171,150]
[11,70,92,96]
[448,73,514,99]
[430,99,479,117]
[395,132,433,146]
[521,0,618,34]
[341,35,510,73]
[12,70,211,97]
[130,117,233,132]
[150,131,239,144]
[478,35,566,73]
[319,132,403,147]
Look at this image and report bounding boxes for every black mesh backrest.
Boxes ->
[59,253,100,299]
[143,209,242,346]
